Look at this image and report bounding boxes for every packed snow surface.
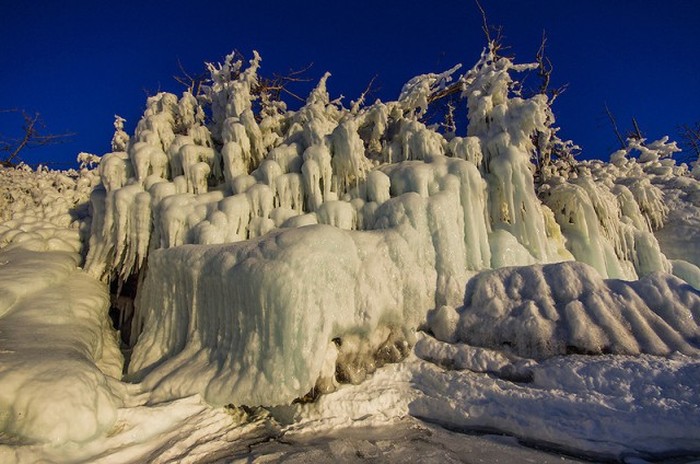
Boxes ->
[1,42,700,463]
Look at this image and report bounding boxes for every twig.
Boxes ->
[604,103,626,149]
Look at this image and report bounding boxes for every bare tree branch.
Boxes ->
[351,74,379,113]
[629,117,644,141]
[279,87,307,103]
[536,32,550,94]
[474,0,491,44]
[174,58,209,96]
[257,62,314,102]
[1,110,75,166]
[604,103,626,149]
[678,122,700,159]
[474,0,504,56]
[426,81,463,104]
[535,31,568,102]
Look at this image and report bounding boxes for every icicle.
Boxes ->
[99,153,132,192]
[330,119,371,195]
[274,173,304,212]
[317,200,356,230]
[219,194,251,240]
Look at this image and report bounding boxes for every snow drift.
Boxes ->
[0,248,123,444]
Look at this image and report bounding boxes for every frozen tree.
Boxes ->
[111,115,129,152]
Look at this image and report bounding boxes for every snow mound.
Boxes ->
[441,261,700,359]
[0,214,82,253]
[0,247,123,444]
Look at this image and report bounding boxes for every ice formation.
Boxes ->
[432,261,700,359]
[128,225,429,405]
[84,48,577,284]
[78,47,698,408]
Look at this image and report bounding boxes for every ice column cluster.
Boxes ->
[85,49,576,284]
[540,159,673,280]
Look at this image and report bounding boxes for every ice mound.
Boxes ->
[0,247,123,444]
[128,222,435,406]
[441,261,700,358]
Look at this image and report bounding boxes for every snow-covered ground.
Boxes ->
[1,45,699,463]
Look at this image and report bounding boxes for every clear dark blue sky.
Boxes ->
[1,0,698,167]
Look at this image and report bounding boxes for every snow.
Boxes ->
[1,43,700,463]
[0,248,123,444]
[279,337,700,461]
[407,348,700,460]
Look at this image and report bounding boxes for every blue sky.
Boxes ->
[1,0,698,167]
